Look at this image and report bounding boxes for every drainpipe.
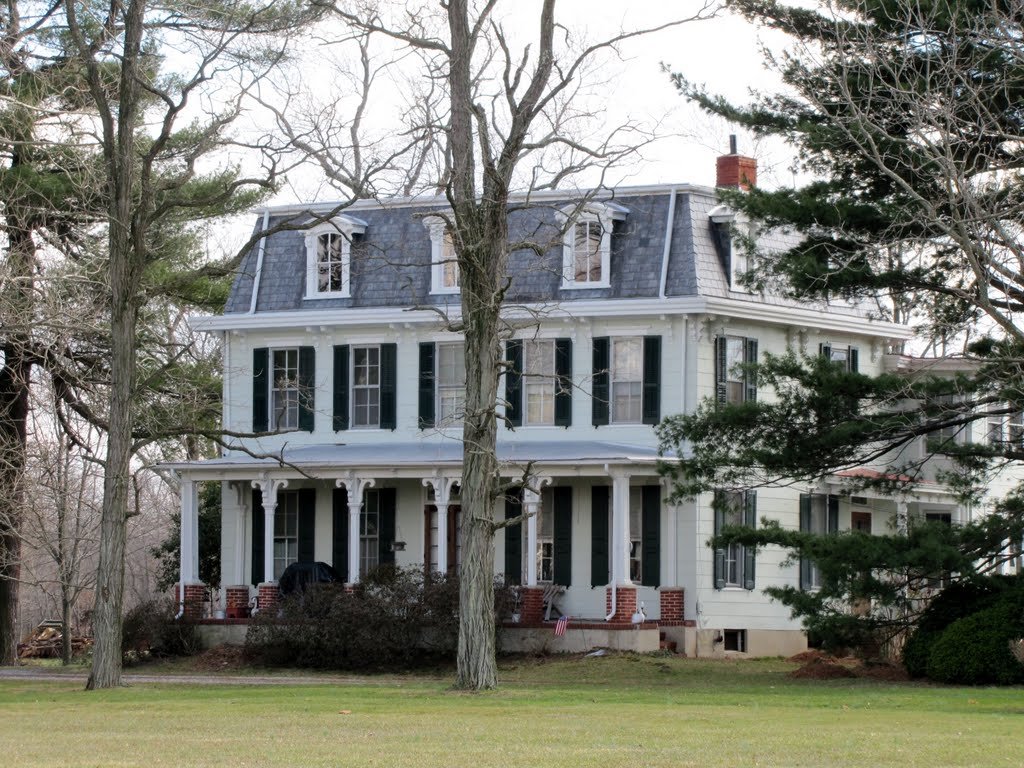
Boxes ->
[658,187,678,299]
[605,583,617,623]
[248,209,270,314]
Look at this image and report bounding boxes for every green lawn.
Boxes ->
[1,655,1021,767]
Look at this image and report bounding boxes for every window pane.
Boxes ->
[573,220,602,283]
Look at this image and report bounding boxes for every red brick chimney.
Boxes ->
[716,135,757,190]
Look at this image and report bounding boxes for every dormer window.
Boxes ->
[559,202,627,289]
[709,204,751,292]
[303,214,367,299]
[424,217,459,294]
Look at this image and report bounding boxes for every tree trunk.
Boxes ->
[0,217,36,665]
[85,0,146,691]
[61,592,72,666]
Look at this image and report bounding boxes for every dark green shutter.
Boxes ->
[744,338,758,403]
[333,345,349,431]
[849,347,859,373]
[253,348,269,432]
[799,494,812,590]
[590,486,610,587]
[743,491,756,590]
[554,338,572,427]
[297,488,316,563]
[715,336,728,405]
[641,485,661,587]
[827,494,839,533]
[380,343,397,430]
[592,337,610,426]
[298,347,316,432]
[418,343,435,429]
[332,486,348,578]
[378,488,397,564]
[374,489,393,569]
[712,490,725,590]
[505,340,523,427]
[553,486,572,586]
[642,336,661,425]
[820,343,831,362]
[251,488,265,586]
[504,488,522,585]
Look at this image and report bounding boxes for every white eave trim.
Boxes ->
[193,295,911,340]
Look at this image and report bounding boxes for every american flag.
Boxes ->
[554,615,570,637]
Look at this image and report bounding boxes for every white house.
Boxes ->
[165,149,987,657]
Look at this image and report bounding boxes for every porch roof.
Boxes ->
[161,440,670,479]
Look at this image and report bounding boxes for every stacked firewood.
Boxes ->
[17,620,92,659]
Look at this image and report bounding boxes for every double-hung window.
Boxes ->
[352,346,381,428]
[253,346,315,433]
[272,349,300,430]
[819,342,859,373]
[437,342,466,425]
[559,202,627,289]
[360,489,380,577]
[273,491,299,580]
[799,494,838,590]
[713,490,756,590]
[611,338,643,423]
[715,335,758,405]
[425,218,460,294]
[303,214,366,299]
[525,340,556,426]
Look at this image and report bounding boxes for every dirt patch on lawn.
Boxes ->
[191,644,249,672]
[790,656,858,679]
[788,651,910,681]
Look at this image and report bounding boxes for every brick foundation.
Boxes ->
[605,585,638,628]
[225,586,251,619]
[519,587,545,626]
[174,582,205,619]
[659,587,685,622]
[257,582,279,613]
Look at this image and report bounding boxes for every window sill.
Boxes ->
[305,291,351,300]
[561,281,610,290]
[430,287,461,296]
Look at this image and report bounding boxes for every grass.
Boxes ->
[2,654,1021,767]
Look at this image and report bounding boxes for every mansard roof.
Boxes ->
[222,183,870,323]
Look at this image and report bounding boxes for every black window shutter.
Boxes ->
[743,491,757,590]
[642,335,661,425]
[592,337,610,426]
[820,343,832,362]
[504,488,522,585]
[715,336,728,405]
[505,340,523,428]
[553,486,572,586]
[590,485,609,588]
[641,485,661,587]
[799,493,812,591]
[378,487,397,564]
[712,490,725,590]
[827,494,840,533]
[333,345,350,431]
[418,342,435,429]
[332,486,348,578]
[380,343,397,430]
[297,488,316,563]
[253,348,269,433]
[849,347,859,373]
[554,338,573,427]
[251,488,265,586]
[298,346,316,432]
[744,338,758,403]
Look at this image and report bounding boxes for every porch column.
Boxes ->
[179,474,199,584]
[336,475,375,584]
[422,474,460,573]
[896,497,909,535]
[229,481,248,587]
[661,477,678,587]
[611,471,632,585]
[251,474,289,584]
[523,488,541,587]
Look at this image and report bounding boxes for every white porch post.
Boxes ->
[661,478,678,586]
[230,481,248,587]
[523,488,541,587]
[896,497,909,535]
[422,475,460,573]
[337,475,375,584]
[251,474,289,583]
[611,472,632,585]
[179,475,198,583]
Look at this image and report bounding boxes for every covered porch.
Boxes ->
[163,441,690,644]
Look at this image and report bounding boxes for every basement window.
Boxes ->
[723,629,746,652]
